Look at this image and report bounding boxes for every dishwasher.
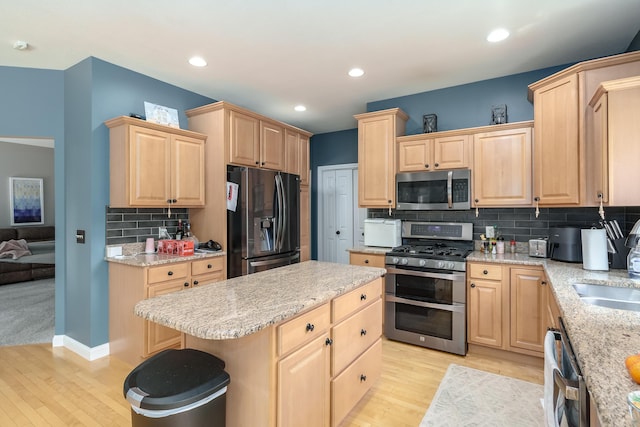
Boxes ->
[544,318,590,426]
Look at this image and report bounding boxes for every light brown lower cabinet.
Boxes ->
[186,276,383,427]
[108,256,225,366]
[467,262,551,357]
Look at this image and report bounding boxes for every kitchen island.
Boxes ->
[467,251,640,427]
[134,261,386,427]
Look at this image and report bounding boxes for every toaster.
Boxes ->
[529,239,548,258]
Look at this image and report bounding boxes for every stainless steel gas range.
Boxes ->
[384,221,473,356]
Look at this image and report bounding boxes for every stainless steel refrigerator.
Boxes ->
[227,165,300,278]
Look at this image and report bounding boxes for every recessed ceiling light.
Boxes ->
[188,56,207,67]
[348,68,365,78]
[487,28,509,43]
[294,105,307,112]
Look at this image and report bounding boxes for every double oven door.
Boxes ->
[385,265,467,355]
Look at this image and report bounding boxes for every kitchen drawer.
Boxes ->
[147,262,189,284]
[349,252,386,268]
[191,257,224,276]
[278,303,331,357]
[332,277,382,323]
[468,262,502,281]
[332,298,382,376]
[331,338,382,427]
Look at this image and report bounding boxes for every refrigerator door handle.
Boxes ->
[275,174,284,251]
[281,176,287,250]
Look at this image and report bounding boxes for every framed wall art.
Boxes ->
[10,177,44,225]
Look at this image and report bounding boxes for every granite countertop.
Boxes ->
[105,242,225,267]
[347,246,393,254]
[134,261,385,340]
[468,251,640,426]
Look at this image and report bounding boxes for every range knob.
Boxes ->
[437,261,445,269]
[400,258,409,265]
[446,262,455,270]
[419,259,426,267]
[392,257,400,264]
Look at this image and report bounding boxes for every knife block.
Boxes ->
[609,238,631,269]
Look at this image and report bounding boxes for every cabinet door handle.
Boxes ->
[475,198,479,203]
[207,264,212,269]
[541,281,547,286]
[360,329,367,336]
[425,164,429,168]
[470,283,476,288]
[168,271,174,276]
[434,162,439,168]
[183,282,189,288]
[172,199,177,203]
[360,294,367,301]
[193,280,199,286]
[483,270,488,275]
[306,323,315,332]
[364,259,369,264]
[325,338,333,346]
[360,374,367,382]
[166,199,172,204]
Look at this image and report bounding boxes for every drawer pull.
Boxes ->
[541,281,547,286]
[193,280,199,286]
[183,282,189,288]
[360,329,367,336]
[482,270,488,275]
[325,338,333,346]
[168,271,174,276]
[360,294,367,301]
[207,264,212,269]
[425,164,429,169]
[470,283,476,288]
[306,323,315,332]
[364,259,369,264]
[360,374,367,382]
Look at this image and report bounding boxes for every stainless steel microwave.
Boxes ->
[396,169,471,210]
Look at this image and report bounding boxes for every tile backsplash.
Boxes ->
[369,206,639,242]
[106,207,189,245]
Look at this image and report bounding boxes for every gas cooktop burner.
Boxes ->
[389,244,471,258]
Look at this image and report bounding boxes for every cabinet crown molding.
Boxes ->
[104,116,207,140]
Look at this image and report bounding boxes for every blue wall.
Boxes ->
[308,64,573,259]
[0,66,67,335]
[1,59,215,348]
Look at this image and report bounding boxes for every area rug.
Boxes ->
[420,364,544,427]
[0,278,54,346]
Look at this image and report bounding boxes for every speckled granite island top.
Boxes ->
[468,251,640,426]
[134,261,385,340]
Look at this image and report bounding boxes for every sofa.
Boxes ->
[0,226,55,286]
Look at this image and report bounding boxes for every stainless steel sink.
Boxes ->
[573,283,640,312]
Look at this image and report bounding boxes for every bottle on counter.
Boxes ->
[496,237,505,254]
[510,239,517,254]
[629,243,640,279]
[175,219,183,240]
[182,222,199,248]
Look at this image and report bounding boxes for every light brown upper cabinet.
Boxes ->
[106,116,206,208]
[285,129,310,185]
[588,76,640,207]
[472,122,533,207]
[354,108,408,209]
[229,110,285,170]
[397,133,470,173]
[528,50,640,206]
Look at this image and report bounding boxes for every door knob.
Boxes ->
[336,230,340,235]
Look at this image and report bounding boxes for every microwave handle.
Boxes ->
[447,170,453,208]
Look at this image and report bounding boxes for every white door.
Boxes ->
[318,164,365,264]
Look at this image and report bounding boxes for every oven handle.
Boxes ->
[386,266,466,282]
[386,295,466,313]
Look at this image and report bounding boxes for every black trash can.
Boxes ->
[124,348,230,427]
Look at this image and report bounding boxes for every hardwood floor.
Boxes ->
[0,339,542,426]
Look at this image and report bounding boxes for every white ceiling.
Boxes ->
[2,0,639,134]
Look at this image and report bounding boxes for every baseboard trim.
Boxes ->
[52,335,110,361]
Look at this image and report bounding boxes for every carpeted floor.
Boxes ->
[420,364,544,427]
[0,278,54,346]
